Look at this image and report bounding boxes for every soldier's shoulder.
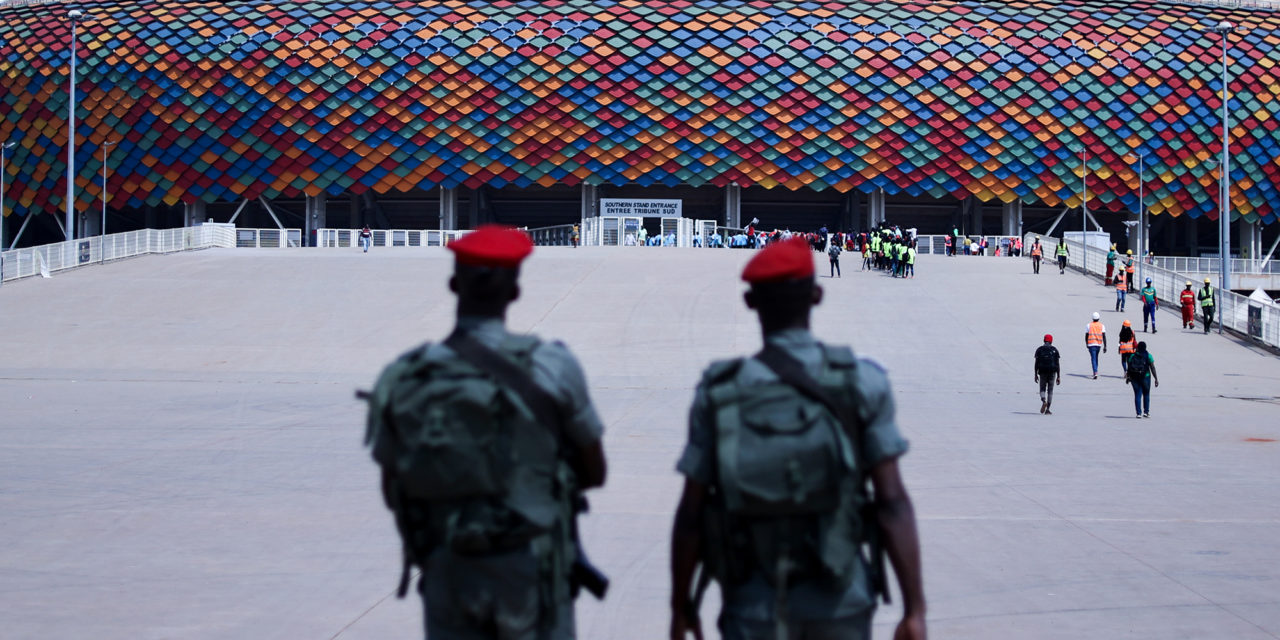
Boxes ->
[699,357,745,385]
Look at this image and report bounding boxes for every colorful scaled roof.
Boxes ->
[2,1,1280,222]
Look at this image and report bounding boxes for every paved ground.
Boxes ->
[1,245,1278,640]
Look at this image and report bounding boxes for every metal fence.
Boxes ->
[527,224,576,246]
[1149,256,1280,275]
[0,225,269,285]
[314,228,467,248]
[1025,233,1280,349]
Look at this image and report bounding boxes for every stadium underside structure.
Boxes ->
[2,0,1280,252]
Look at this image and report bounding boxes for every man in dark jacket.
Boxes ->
[1034,334,1061,415]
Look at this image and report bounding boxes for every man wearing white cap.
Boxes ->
[1084,312,1107,379]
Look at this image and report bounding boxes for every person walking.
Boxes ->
[1179,280,1197,329]
[1198,277,1216,333]
[1030,236,1043,274]
[1105,245,1117,285]
[360,225,372,252]
[905,242,916,278]
[1114,269,1127,312]
[1124,341,1159,418]
[827,239,842,278]
[571,223,580,248]
[1056,240,1069,274]
[363,226,609,640]
[1034,334,1061,415]
[669,238,927,640]
[1123,251,1137,296]
[1085,312,1107,379]
[1140,277,1159,333]
[1117,319,1136,374]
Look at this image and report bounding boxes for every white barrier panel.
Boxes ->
[1023,233,1280,350]
[314,229,468,248]
[0,226,294,285]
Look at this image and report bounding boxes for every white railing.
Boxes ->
[1025,233,1280,349]
[1,225,296,285]
[1149,256,1280,275]
[236,227,300,248]
[314,228,467,248]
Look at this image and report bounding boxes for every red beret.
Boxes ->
[741,238,815,283]
[447,225,533,268]
[1044,334,1053,343]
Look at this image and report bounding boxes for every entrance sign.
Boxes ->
[600,198,682,218]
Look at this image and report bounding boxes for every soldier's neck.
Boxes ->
[760,318,810,338]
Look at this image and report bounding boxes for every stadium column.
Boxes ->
[184,201,206,228]
[866,188,885,228]
[439,187,458,230]
[1238,219,1260,261]
[1001,201,1022,237]
[581,184,599,220]
[306,194,327,246]
[724,183,740,228]
[967,196,984,236]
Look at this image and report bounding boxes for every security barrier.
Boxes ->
[1026,233,1280,349]
[314,228,467,248]
[0,225,268,285]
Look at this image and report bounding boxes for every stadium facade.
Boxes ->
[1,0,1280,254]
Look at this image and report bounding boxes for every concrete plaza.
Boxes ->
[1,246,1277,639]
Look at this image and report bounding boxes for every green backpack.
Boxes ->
[365,334,569,592]
[700,345,879,594]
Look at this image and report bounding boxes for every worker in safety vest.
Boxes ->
[1124,251,1136,295]
[1055,241,1069,274]
[1085,312,1107,379]
[1030,236,1043,274]
[1140,278,1159,333]
[1117,319,1137,374]
[1179,281,1196,330]
[1198,277,1216,334]
[1105,245,1118,285]
[1114,269,1127,312]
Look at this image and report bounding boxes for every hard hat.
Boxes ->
[1186,281,1193,286]
[1036,235,1041,240]
[1146,277,1152,284]
[1123,319,1131,327]
[1205,277,1212,283]
[1127,250,1133,255]
[1092,312,1100,320]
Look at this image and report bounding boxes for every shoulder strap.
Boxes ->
[444,330,564,431]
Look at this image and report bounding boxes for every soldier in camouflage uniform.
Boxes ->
[365,225,607,639]
[669,237,926,640]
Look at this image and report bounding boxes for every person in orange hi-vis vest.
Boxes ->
[1179,281,1197,330]
[1123,251,1137,296]
[1085,312,1107,379]
[1114,269,1127,312]
[1030,236,1043,274]
[1117,319,1137,374]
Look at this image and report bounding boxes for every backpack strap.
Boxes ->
[444,330,563,429]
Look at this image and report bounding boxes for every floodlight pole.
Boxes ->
[101,140,116,238]
[64,10,91,241]
[1,141,14,251]
[1081,146,1088,276]
[1210,21,1235,334]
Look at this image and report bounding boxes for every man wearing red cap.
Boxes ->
[670,238,926,640]
[364,225,608,640]
[1034,334,1061,414]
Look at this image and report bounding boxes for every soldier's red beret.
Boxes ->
[448,225,533,268]
[741,237,815,283]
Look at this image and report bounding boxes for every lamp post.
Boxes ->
[1126,153,1147,286]
[64,9,91,242]
[1,141,14,251]
[1079,145,1089,276]
[101,140,116,238]
[1210,20,1234,334]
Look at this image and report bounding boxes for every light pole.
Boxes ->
[1,141,14,251]
[101,140,116,238]
[1126,153,1147,286]
[1210,21,1234,334]
[64,9,91,242]
[1079,145,1089,276]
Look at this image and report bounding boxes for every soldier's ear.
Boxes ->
[448,275,459,293]
[811,284,823,307]
[743,290,757,310]
[509,283,520,303]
